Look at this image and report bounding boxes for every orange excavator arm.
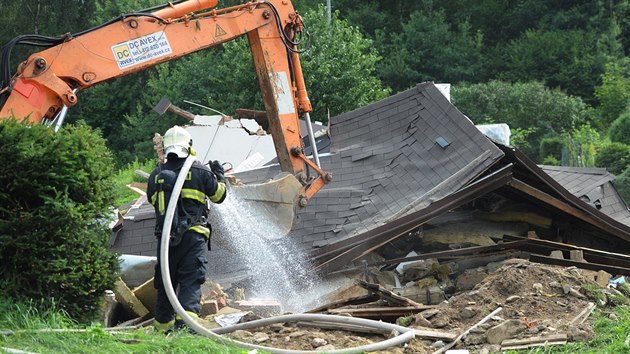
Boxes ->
[0,0,330,205]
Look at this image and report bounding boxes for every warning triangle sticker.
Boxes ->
[215,24,227,37]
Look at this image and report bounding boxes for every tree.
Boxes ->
[494,29,607,101]
[0,120,119,322]
[114,4,390,164]
[563,124,602,167]
[452,81,590,161]
[610,110,630,145]
[596,142,630,175]
[594,61,630,130]
[616,167,630,204]
[378,5,484,92]
[300,6,390,120]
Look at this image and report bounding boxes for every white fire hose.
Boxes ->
[160,155,415,353]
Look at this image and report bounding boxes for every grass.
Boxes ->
[112,159,156,206]
[505,306,630,354]
[0,297,255,354]
[3,297,630,353]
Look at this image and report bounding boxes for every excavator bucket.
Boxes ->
[227,173,302,237]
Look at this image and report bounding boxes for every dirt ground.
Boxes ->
[225,259,603,353]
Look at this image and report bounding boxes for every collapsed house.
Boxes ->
[110,82,630,302]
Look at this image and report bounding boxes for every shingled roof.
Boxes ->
[540,165,630,227]
[111,82,630,278]
[235,83,505,249]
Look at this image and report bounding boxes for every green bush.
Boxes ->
[616,167,630,205]
[539,136,564,163]
[596,142,630,175]
[0,120,120,322]
[610,111,630,145]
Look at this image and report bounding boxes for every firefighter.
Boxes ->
[147,125,227,332]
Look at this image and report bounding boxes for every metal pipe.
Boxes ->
[326,0,331,23]
[53,89,78,132]
[304,112,321,168]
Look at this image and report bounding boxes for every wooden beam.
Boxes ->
[501,334,568,351]
[355,279,421,307]
[530,254,630,276]
[305,293,379,314]
[509,178,630,243]
[378,240,528,267]
[312,165,514,273]
[329,306,436,318]
[295,321,456,341]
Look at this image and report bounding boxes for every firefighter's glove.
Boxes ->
[210,160,225,182]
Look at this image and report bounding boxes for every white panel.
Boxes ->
[269,71,296,115]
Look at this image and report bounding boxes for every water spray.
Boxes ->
[159,155,416,353]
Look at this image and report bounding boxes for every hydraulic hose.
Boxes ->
[160,154,415,353]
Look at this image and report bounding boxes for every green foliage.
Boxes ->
[0,120,119,322]
[608,293,630,307]
[495,29,607,100]
[596,142,630,175]
[539,137,565,163]
[541,155,561,166]
[594,61,630,130]
[564,124,602,167]
[452,81,589,161]
[113,159,157,206]
[0,297,247,353]
[378,2,484,92]
[300,6,390,120]
[581,284,606,304]
[616,167,630,204]
[610,110,630,145]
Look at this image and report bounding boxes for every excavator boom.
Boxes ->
[0,0,329,208]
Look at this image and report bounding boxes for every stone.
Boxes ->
[532,283,543,294]
[506,295,520,303]
[235,298,282,317]
[252,332,269,343]
[460,306,476,319]
[200,300,218,317]
[596,270,612,287]
[311,337,328,348]
[317,345,336,351]
[432,318,449,328]
[569,288,586,298]
[569,250,585,262]
[469,327,486,334]
[430,340,445,348]
[463,333,485,345]
[486,319,526,344]
[567,325,594,342]
[288,330,308,338]
[414,313,432,327]
[562,284,572,294]
[456,268,488,292]
[233,330,253,337]
[483,345,501,354]
[421,308,440,319]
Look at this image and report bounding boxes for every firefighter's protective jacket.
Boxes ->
[147,158,226,239]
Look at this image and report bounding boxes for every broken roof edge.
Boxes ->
[498,143,630,240]
[539,165,611,176]
[331,83,437,125]
[309,164,515,272]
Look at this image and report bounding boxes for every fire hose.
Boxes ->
[160,155,415,353]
